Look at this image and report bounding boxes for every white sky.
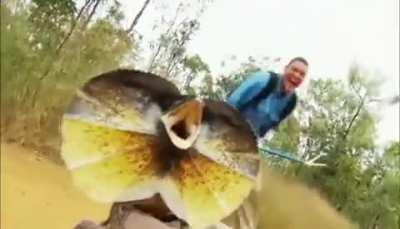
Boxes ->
[121,0,399,147]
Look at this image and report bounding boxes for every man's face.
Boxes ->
[282,60,308,93]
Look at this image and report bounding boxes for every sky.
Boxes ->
[120,0,399,146]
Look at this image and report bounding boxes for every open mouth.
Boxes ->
[161,99,204,150]
[171,120,190,140]
[288,77,301,87]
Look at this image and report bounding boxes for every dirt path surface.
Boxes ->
[1,143,111,229]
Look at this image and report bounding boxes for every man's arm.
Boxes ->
[227,71,271,110]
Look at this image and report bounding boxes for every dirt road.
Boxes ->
[1,143,110,229]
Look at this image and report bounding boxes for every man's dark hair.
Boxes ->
[288,57,308,66]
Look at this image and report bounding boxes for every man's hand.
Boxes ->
[75,220,105,229]
[74,211,178,229]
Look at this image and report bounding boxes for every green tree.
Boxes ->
[1,2,134,161]
[145,0,212,81]
[201,57,262,100]
[266,66,398,228]
[29,0,77,51]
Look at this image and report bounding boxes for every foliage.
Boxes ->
[29,0,77,50]
[1,2,134,160]
[144,0,213,91]
[266,68,398,228]
[199,58,262,100]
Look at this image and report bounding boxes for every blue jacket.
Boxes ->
[227,71,297,137]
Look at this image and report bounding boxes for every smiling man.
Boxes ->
[227,57,308,138]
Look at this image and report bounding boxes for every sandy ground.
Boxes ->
[1,143,357,229]
[1,143,111,229]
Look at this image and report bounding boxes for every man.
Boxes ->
[227,57,308,138]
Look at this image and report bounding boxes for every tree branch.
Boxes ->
[82,0,101,30]
[56,0,92,53]
[342,94,366,140]
[147,3,182,73]
[147,43,163,72]
[126,0,151,34]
